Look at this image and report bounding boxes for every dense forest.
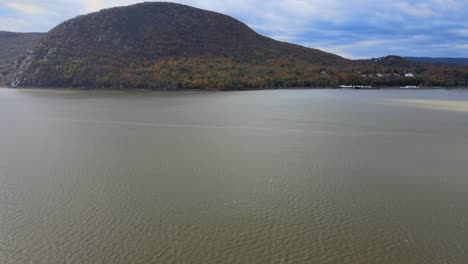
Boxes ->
[14,53,467,89]
[90,56,468,90]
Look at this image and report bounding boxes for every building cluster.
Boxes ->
[360,73,415,78]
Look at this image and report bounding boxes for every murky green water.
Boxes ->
[1,88,467,263]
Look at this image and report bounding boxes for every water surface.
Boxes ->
[1,88,467,263]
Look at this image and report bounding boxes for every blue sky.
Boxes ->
[0,0,467,59]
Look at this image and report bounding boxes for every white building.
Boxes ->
[405,73,415,78]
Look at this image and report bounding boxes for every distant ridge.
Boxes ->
[356,55,415,67]
[405,57,468,66]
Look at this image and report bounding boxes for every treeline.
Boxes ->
[16,55,468,89]
[93,56,468,89]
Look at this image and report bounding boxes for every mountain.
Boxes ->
[405,57,468,66]
[11,2,347,89]
[8,2,468,89]
[0,32,43,85]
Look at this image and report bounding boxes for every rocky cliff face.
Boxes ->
[0,32,43,85]
[11,2,347,88]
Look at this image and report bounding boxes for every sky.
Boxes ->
[0,0,467,59]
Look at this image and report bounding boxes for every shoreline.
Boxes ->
[2,86,468,92]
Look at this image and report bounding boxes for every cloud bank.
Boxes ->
[0,0,467,59]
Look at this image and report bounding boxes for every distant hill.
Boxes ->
[0,31,43,85]
[11,2,347,89]
[352,55,468,87]
[356,55,416,67]
[405,57,468,65]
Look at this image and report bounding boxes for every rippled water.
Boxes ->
[1,88,467,264]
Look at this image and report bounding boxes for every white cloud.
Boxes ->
[312,39,390,59]
[455,44,468,49]
[0,17,30,31]
[393,2,435,17]
[5,2,49,15]
[431,0,461,10]
[452,29,468,37]
[82,0,104,12]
